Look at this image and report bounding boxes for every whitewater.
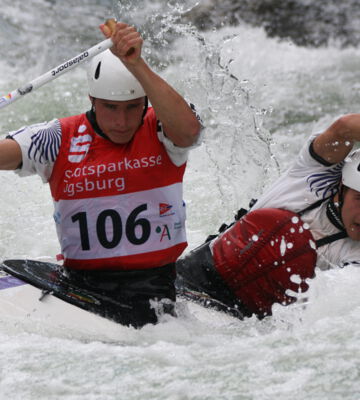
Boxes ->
[1,0,360,399]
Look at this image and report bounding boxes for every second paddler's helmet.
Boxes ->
[87,49,145,101]
[342,149,360,191]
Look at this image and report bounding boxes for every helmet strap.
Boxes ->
[339,182,345,201]
[90,96,96,114]
[141,96,148,122]
[338,182,347,219]
[326,183,346,230]
[326,198,345,230]
[86,105,108,140]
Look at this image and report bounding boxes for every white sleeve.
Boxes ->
[8,119,62,182]
[252,132,343,211]
[157,127,204,166]
[156,103,204,167]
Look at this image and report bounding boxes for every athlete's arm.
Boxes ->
[100,22,202,148]
[313,114,360,164]
[126,59,201,148]
[0,138,22,170]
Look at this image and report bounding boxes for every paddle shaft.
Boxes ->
[0,37,113,110]
[0,18,121,110]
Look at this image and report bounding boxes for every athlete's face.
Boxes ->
[341,187,360,240]
[92,97,146,144]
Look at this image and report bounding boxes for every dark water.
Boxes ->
[187,0,360,48]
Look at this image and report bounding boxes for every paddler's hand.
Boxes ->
[100,21,143,66]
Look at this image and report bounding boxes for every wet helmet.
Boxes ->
[342,149,360,191]
[87,49,145,101]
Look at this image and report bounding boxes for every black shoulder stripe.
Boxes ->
[309,140,334,167]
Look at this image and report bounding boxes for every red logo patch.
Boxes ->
[159,203,175,217]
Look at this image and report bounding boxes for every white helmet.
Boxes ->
[342,149,360,191]
[87,50,145,101]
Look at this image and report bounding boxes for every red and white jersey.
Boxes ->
[10,108,201,270]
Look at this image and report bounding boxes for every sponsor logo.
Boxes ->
[63,132,163,196]
[68,130,92,163]
[156,224,171,241]
[51,51,89,76]
[63,177,125,197]
[159,203,175,217]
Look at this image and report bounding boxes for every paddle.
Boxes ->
[0,18,117,110]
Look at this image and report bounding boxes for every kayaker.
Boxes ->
[0,21,202,328]
[176,114,360,319]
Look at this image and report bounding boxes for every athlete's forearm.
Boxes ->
[313,114,360,164]
[101,21,201,147]
[126,59,201,147]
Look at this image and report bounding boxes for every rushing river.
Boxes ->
[1,0,360,399]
